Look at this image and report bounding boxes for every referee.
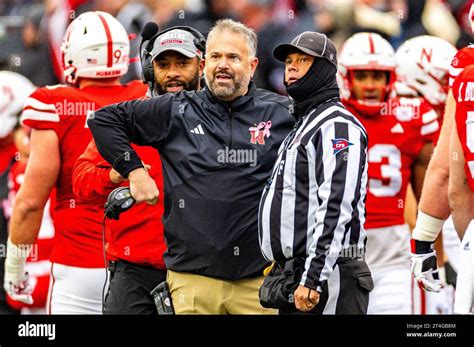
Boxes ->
[259,32,374,314]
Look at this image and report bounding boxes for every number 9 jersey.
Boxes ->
[20,81,147,268]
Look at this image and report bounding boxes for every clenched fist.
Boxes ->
[294,285,320,312]
[128,168,159,205]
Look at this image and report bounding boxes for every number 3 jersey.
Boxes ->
[345,97,439,229]
[453,64,474,191]
[20,81,147,268]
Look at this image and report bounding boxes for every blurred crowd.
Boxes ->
[0,0,472,93]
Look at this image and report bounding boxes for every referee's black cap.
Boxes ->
[273,31,337,67]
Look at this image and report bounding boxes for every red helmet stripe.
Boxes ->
[368,33,375,54]
[96,12,113,68]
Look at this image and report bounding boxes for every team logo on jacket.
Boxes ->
[249,121,272,145]
[331,138,353,155]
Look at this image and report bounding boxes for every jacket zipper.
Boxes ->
[228,107,233,150]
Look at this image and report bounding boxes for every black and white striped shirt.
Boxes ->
[258,99,368,292]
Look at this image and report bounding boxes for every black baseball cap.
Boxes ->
[273,31,337,67]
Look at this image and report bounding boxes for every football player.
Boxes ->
[338,32,439,314]
[409,4,474,315]
[4,11,147,314]
[4,123,54,314]
[396,35,459,313]
[448,61,474,314]
[0,71,35,314]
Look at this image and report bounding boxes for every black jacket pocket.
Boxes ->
[357,273,374,292]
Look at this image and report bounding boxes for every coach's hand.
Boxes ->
[294,285,319,312]
[128,168,159,205]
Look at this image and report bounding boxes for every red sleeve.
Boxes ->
[72,139,120,200]
[20,87,61,133]
[449,47,474,88]
[453,65,474,157]
[418,101,439,144]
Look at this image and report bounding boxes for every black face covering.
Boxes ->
[286,57,340,118]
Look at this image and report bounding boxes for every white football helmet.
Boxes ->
[338,32,397,116]
[396,35,457,108]
[61,11,130,85]
[0,71,35,139]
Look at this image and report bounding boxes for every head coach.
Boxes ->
[87,19,294,314]
[258,32,374,314]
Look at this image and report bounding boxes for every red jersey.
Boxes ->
[0,141,16,173]
[5,161,55,259]
[453,64,474,191]
[345,97,439,229]
[21,81,147,268]
[4,160,54,310]
[449,45,474,88]
[73,139,166,269]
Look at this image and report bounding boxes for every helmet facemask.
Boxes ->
[343,68,396,117]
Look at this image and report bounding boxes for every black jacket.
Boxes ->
[88,82,294,280]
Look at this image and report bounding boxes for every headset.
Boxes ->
[140,24,206,95]
[104,187,135,220]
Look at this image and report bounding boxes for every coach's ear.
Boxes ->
[198,58,205,78]
[250,57,259,79]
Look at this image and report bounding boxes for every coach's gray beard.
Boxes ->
[206,73,249,101]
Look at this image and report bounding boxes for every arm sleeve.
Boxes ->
[300,120,368,291]
[20,90,60,133]
[72,139,120,200]
[419,106,439,143]
[87,93,174,178]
